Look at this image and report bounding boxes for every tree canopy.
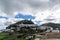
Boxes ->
[15,20,34,24]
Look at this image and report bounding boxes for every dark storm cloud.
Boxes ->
[0,0,60,16]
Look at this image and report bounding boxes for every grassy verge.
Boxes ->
[0,33,35,40]
[0,33,8,39]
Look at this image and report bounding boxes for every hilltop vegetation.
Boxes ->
[41,23,60,30]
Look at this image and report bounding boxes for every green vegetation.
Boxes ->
[0,33,9,39]
[16,20,34,24]
[0,33,35,40]
[0,34,6,39]
[32,35,35,40]
[19,37,25,40]
[41,22,60,30]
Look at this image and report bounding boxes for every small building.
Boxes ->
[46,28,60,33]
[38,26,53,30]
[2,29,14,32]
[52,28,59,33]
[38,26,60,33]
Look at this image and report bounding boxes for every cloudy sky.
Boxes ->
[0,0,60,26]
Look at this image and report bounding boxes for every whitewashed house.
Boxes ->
[46,27,60,33]
[52,28,59,33]
[38,26,53,30]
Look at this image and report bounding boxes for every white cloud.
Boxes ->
[0,11,7,17]
[40,0,50,2]
[10,4,60,25]
[0,18,7,26]
[0,0,60,25]
[13,18,24,22]
[0,11,8,26]
[31,5,60,24]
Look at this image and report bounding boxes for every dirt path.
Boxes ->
[46,39,60,40]
[35,38,60,40]
[35,38,40,40]
[35,33,60,40]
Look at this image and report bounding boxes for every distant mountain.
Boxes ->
[41,23,60,30]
